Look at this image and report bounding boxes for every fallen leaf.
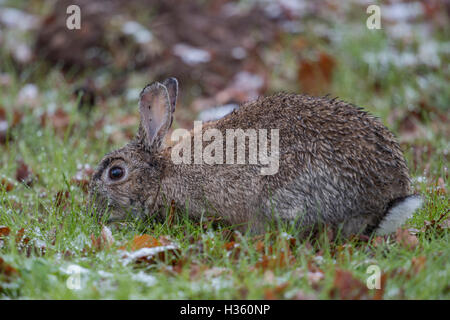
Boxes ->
[264,282,289,300]
[411,256,427,274]
[436,177,446,195]
[223,241,240,259]
[54,190,70,209]
[100,225,114,247]
[371,236,385,247]
[15,159,35,186]
[0,257,18,281]
[130,234,161,251]
[329,269,370,300]
[13,228,44,257]
[395,228,419,250]
[122,244,180,265]
[255,240,266,253]
[254,251,295,271]
[0,178,14,192]
[15,228,30,245]
[0,226,11,237]
[120,234,180,265]
[298,52,335,96]
[90,225,115,251]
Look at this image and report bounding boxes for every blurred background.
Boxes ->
[0,0,448,181]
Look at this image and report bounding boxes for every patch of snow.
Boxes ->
[382,2,423,22]
[131,271,157,286]
[197,104,238,122]
[122,21,153,44]
[0,120,8,132]
[190,277,233,293]
[363,44,443,70]
[17,84,38,105]
[59,264,90,275]
[413,176,427,183]
[231,46,247,60]
[0,7,39,30]
[313,255,324,264]
[280,231,293,240]
[12,43,32,64]
[126,88,141,101]
[121,245,179,265]
[173,43,211,66]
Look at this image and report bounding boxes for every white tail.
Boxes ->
[376,195,423,235]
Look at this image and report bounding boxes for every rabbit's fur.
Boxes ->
[89,78,422,237]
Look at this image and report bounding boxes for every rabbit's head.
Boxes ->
[88,78,178,222]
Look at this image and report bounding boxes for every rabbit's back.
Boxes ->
[207,93,411,234]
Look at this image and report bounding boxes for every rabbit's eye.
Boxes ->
[108,166,125,180]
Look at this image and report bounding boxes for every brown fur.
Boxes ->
[89,79,412,237]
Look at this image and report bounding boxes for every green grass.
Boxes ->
[1,4,449,300]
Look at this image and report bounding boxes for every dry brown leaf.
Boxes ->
[90,226,115,251]
[0,226,11,238]
[436,177,447,195]
[15,228,30,245]
[254,250,295,271]
[371,236,386,248]
[263,282,289,300]
[298,52,335,96]
[411,256,427,274]
[0,178,14,192]
[329,269,370,300]
[224,241,238,251]
[100,225,114,247]
[54,190,70,209]
[0,257,18,280]
[13,228,45,257]
[15,159,35,186]
[130,234,161,251]
[395,228,419,250]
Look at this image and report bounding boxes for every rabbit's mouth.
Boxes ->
[88,190,145,224]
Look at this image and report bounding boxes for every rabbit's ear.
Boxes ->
[138,82,172,150]
[162,77,178,113]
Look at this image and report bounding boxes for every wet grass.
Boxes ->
[0,3,449,300]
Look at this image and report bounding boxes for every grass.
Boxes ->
[1,3,449,300]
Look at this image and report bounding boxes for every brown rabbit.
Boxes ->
[89,78,422,237]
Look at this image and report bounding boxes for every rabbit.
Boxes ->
[88,77,422,237]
